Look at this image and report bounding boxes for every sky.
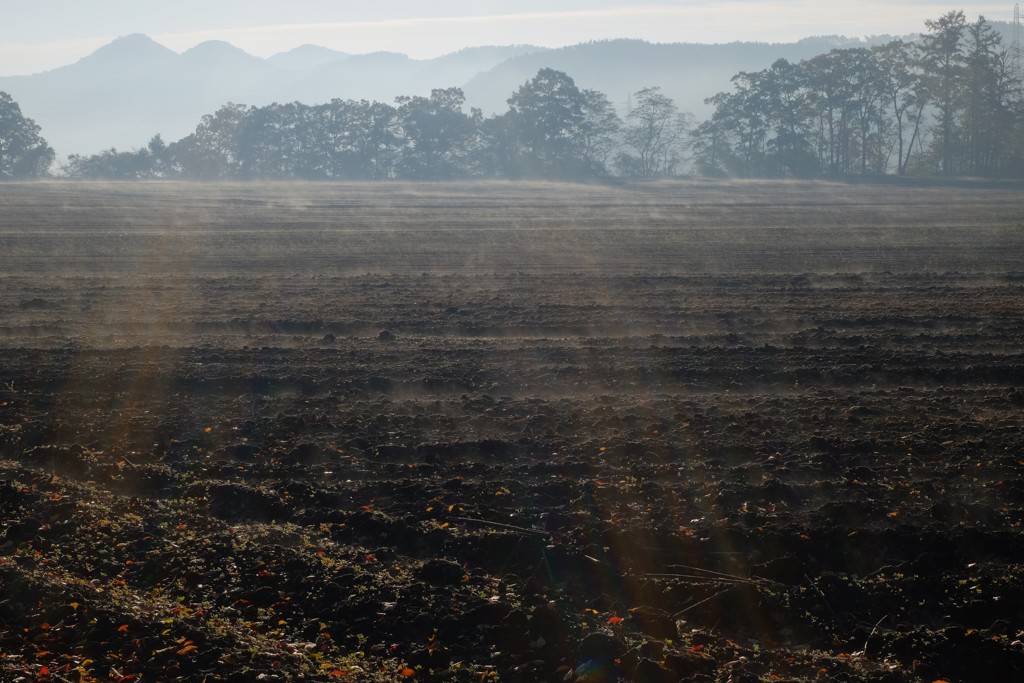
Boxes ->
[0,1,1017,76]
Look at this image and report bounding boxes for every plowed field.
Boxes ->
[1,180,1023,682]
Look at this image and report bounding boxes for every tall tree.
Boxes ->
[618,86,691,177]
[922,10,968,175]
[759,59,816,177]
[961,16,1018,174]
[505,68,588,178]
[873,40,929,175]
[806,50,856,174]
[0,91,54,178]
[578,89,621,175]
[691,92,739,177]
[843,48,887,175]
[714,74,772,176]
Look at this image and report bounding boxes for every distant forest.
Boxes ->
[2,11,1023,180]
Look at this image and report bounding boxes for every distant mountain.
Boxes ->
[180,40,270,72]
[0,33,901,160]
[277,46,548,106]
[463,36,903,117]
[268,45,348,70]
[6,34,178,93]
[412,45,548,95]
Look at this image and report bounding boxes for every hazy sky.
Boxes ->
[1,1,1015,76]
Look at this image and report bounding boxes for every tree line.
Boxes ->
[58,71,688,181]
[2,10,1022,180]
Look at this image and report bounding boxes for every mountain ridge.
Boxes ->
[268,45,349,70]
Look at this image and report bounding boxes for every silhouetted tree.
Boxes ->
[707,71,773,176]
[64,147,150,179]
[805,49,888,175]
[617,86,691,176]
[394,88,480,179]
[578,89,621,175]
[505,68,588,178]
[64,134,171,179]
[922,10,968,175]
[146,134,169,176]
[758,59,817,176]
[0,91,54,178]
[872,40,929,175]
[172,102,253,178]
[959,16,1018,174]
[691,92,738,176]
[472,111,518,178]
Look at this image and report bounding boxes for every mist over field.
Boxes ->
[3,178,1024,275]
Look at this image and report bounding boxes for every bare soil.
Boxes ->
[1,180,1023,682]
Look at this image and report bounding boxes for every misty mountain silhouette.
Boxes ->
[179,40,269,72]
[79,33,180,74]
[268,45,349,70]
[0,33,898,160]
